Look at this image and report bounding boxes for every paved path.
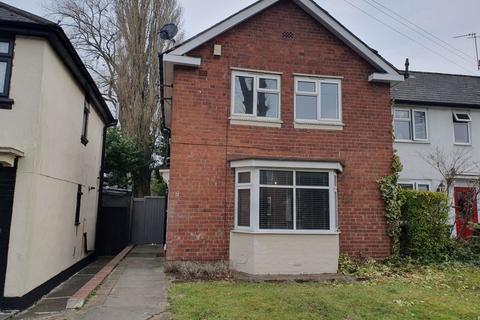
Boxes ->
[15,245,171,320]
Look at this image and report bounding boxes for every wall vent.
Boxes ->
[282,31,295,40]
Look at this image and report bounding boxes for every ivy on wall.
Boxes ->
[378,153,405,257]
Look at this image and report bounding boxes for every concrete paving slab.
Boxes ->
[47,275,91,298]
[0,313,14,320]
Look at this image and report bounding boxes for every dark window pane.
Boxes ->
[455,113,471,121]
[296,95,317,120]
[399,184,414,190]
[238,172,251,184]
[260,170,293,186]
[237,189,250,227]
[260,187,293,229]
[259,78,277,90]
[414,111,427,140]
[454,123,470,144]
[320,83,339,119]
[296,189,330,230]
[394,120,412,140]
[296,172,329,186]
[417,184,430,191]
[234,76,254,114]
[257,93,279,118]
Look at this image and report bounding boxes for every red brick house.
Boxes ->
[161,0,403,275]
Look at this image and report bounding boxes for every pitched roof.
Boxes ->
[0,1,115,125]
[166,0,401,79]
[392,71,480,108]
[0,1,54,25]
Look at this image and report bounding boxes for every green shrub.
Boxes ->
[400,190,451,262]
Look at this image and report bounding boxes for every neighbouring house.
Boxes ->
[392,71,480,239]
[161,0,403,276]
[0,2,115,310]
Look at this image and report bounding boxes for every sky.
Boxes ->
[4,0,480,76]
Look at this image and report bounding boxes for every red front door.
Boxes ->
[454,187,479,239]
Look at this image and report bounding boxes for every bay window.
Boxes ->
[393,108,428,142]
[234,162,340,233]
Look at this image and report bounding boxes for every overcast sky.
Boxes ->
[5,0,480,75]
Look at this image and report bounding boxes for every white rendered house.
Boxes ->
[392,71,480,237]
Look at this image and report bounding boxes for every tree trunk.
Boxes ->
[133,166,152,198]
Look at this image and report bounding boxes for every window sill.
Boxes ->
[232,229,340,235]
[394,140,430,144]
[230,116,283,128]
[294,121,344,131]
[81,136,89,146]
[0,97,14,110]
[454,143,472,147]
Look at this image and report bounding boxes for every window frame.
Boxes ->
[0,38,14,109]
[393,108,429,142]
[81,99,90,145]
[234,168,339,234]
[230,70,281,121]
[294,77,343,124]
[399,180,431,192]
[453,112,472,146]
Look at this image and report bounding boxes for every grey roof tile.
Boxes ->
[0,1,54,25]
[392,71,480,107]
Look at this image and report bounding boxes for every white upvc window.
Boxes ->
[399,180,431,191]
[393,108,428,142]
[231,71,281,120]
[294,77,342,124]
[234,168,339,234]
[453,112,472,145]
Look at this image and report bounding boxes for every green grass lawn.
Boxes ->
[169,265,480,320]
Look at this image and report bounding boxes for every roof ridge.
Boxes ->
[405,69,480,78]
[0,1,55,25]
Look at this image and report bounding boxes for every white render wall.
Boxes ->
[395,105,480,190]
[0,36,104,297]
[230,232,339,275]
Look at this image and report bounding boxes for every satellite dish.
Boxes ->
[160,23,178,41]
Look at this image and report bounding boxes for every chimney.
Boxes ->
[404,58,410,79]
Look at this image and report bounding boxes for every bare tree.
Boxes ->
[421,147,480,237]
[47,0,183,196]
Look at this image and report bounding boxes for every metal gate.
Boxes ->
[0,165,17,296]
[131,197,166,245]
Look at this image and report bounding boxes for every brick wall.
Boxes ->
[166,0,393,261]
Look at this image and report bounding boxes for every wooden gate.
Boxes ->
[131,197,166,245]
[0,165,16,296]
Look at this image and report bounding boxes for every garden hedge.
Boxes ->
[400,189,451,262]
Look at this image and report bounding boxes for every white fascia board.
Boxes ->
[368,73,405,83]
[231,159,343,172]
[169,0,279,56]
[163,54,201,67]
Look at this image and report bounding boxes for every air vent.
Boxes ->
[282,31,295,40]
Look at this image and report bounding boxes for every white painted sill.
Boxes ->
[294,121,344,131]
[394,140,430,144]
[229,116,283,128]
[232,230,341,235]
[454,143,472,147]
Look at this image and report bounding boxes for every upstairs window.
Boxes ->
[295,77,342,123]
[81,100,90,145]
[0,39,14,109]
[453,112,471,145]
[231,71,280,120]
[393,108,428,142]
